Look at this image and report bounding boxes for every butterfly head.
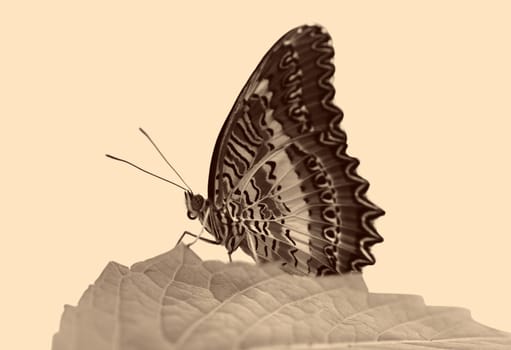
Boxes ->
[184,191,207,220]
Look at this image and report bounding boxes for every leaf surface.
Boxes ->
[52,244,511,350]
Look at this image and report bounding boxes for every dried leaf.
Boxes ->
[52,244,511,350]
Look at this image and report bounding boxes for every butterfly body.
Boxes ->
[184,25,384,276]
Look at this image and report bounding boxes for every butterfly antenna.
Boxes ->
[138,128,193,193]
[105,154,188,192]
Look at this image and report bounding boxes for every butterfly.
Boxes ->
[181,25,384,275]
[109,24,384,276]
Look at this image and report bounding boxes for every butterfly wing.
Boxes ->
[208,25,384,274]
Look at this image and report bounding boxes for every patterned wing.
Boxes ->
[208,25,384,274]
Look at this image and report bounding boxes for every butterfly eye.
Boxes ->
[192,195,204,210]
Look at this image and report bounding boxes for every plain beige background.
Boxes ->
[1,1,510,348]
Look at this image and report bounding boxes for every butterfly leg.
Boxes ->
[176,231,220,247]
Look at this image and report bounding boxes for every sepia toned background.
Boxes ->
[1,1,510,348]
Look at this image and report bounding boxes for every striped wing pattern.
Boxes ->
[207,25,384,275]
